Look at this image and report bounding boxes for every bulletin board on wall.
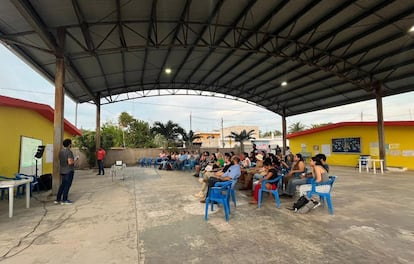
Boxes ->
[331,137,361,153]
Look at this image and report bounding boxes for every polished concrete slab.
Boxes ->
[0,166,413,264]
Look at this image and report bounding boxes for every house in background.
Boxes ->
[0,95,82,177]
[193,131,221,148]
[287,121,414,170]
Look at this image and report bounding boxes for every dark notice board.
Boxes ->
[332,137,361,153]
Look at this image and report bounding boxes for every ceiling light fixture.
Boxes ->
[165,68,172,74]
[281,81,287,86]
[409,25,414,32]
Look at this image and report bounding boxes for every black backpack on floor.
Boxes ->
[292,195,309,211]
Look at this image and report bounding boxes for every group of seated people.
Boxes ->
[155,150,198,170]
[192,149,330,206]
[154,148,331,208]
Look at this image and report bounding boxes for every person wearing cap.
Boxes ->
[239,153,266,190]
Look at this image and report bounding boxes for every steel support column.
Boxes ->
[282,109,287,155]
[52,27,65,194]
[95,93,101,156]
[374,81,386,169]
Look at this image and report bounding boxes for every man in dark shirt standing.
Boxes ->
[55,138,75,205]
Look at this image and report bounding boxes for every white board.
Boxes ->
[19,136,42,176]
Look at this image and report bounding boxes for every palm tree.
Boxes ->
[182,130,201,150]
[151,120,184,148]
[288,122,306,133]
[309,122,333,129]
[228,129,255,153]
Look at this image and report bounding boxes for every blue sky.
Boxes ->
[1,44,413,134]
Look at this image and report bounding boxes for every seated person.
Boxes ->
[199,153,219,178]
[316,153,329,172]
[282,153,305,187]
[240,152,251,168]
[281,169,312,198]
[239,153,265,190]
[193,151,209,177]
[280,153,294,171]
[215,153,225,167]
[160,152,173,169]
[248,151,257,166]
[200,155,241,203]
[175,151,188,170]
[297,156,330,207]
[194,153,232,199]
[249,158,278,204]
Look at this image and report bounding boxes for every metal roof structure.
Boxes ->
[1,0,414,117]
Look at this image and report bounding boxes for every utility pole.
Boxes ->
[221,117,225,148]
[190,112,192,131]
[75,102,78,127]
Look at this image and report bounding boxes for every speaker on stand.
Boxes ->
[34,145,45,178]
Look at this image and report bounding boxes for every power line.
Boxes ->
[0,87,53,95]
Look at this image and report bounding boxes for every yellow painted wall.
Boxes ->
[289,125,414,170]
[0,107,73,177]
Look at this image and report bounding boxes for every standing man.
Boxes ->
[55,138,76,205]
[96,146,106,175]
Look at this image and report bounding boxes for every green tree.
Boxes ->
[101,121,123,147]
[182,130,201,150]
[227,129,255,153]
[288,122,306,133]
[118,112,135,128]
[274,130,282,136]
[74,129,96,168]
[261,130,282,137]
[151,120,184,148]
[127,119,155,147]
[309,122,333,129]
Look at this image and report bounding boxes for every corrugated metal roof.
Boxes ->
[1,1,414,117]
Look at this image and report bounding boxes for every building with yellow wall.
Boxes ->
[287,121,414,170]
[0,95,82,177]
[193,131,221,148]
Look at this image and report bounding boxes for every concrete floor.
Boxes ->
[0,165,413,264]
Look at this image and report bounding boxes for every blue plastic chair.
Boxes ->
[153,158,163,168]
[183,159,196,171]
[139,157,147,167]
[15,173,39,197]
[145,158,154,167]
[205,181,232,221]
[307,176,337,214]
[228,176,240,207]
[258,174,284,208]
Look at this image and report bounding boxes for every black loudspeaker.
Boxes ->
[34,145,45,159]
